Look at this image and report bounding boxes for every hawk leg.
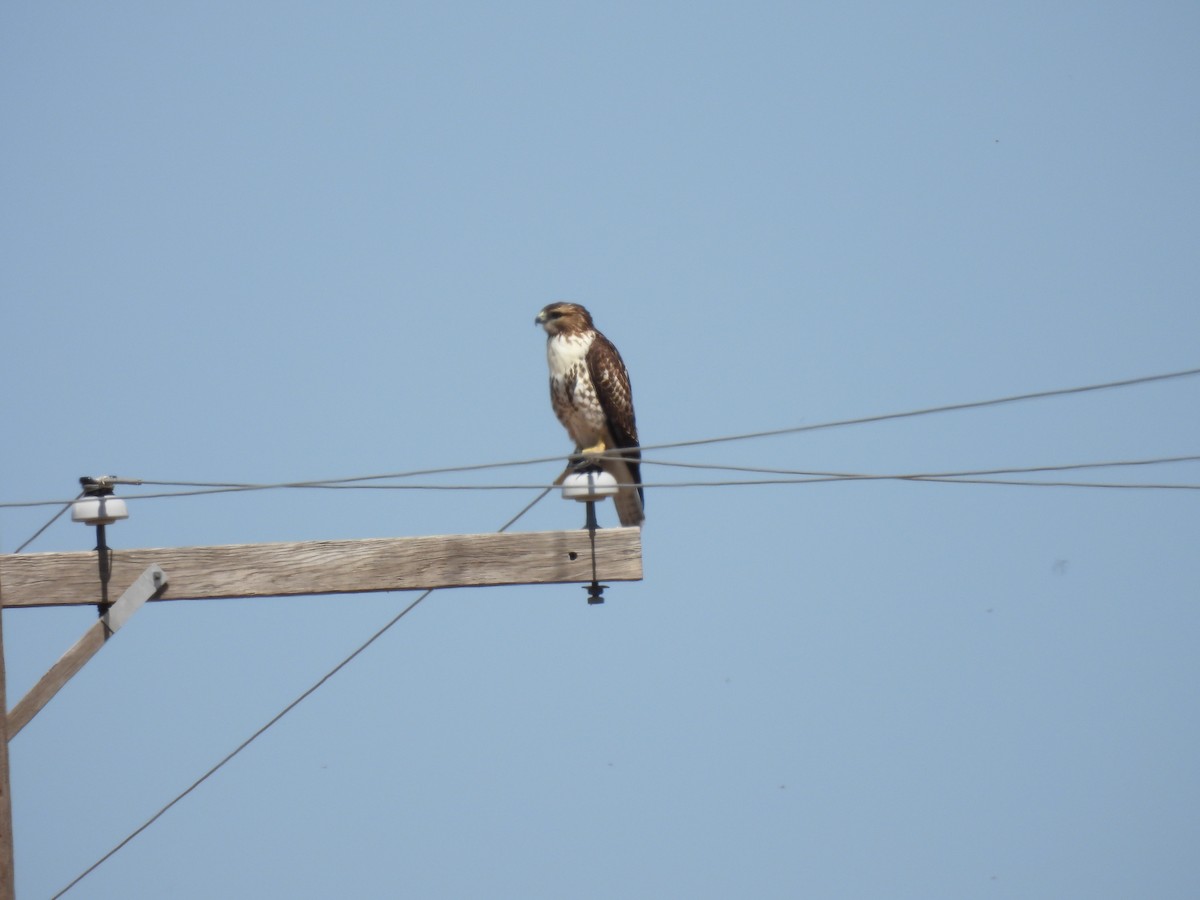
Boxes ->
[568,442,605,475]
[579,439,607,458]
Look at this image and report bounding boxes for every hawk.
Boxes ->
[536,302,644,527]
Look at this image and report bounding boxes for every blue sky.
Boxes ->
[3,2,1199,898]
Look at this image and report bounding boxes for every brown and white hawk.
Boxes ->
[536,302,644,527]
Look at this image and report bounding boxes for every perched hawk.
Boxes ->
[536,302,644,527]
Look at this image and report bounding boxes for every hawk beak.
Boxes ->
[534,311,545,326]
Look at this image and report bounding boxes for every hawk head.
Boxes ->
[536,302,594,336]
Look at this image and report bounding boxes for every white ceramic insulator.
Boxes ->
[561,470,619,502]
[72,496,129,525]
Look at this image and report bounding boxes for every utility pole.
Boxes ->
[0,525,642,893]
[0,573,15,900]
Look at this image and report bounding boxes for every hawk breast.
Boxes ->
[547,332,607,446]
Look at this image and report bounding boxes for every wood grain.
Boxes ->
[0,528,643,608]
[7,621,106,738]
[0,595,14,896]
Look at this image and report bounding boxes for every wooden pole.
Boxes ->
[0,526,643,894]
[7,623,106,740]
[8,565,166,739]
[0,528,644,608]
[0,578,16,898]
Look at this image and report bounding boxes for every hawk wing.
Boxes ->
[586,333,644,515]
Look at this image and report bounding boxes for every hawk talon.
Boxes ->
[570,455,602,474]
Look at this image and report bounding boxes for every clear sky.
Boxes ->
[3,2,1199,898]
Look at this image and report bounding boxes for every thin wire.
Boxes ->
[10,464,1200,519]
[534,476,1200,490]
[37,477,1187,491]
[6,365,1200,510]
[10,463,1200,512]
[635,365,1200,453]
[105,444,1200,499]
[639,454,1200,479]
[0,464,568,508]
[7,457,1194,506]
[51,591,431,899]
[51,487,552,899]
[12,492,83,553]
[194,477,1199,490]
[134,456,563,489]
[635,476,1200,490]
[66,476,1197,491]
[238,474,1197,490]
[892,478,1200,490]
[497,486,553,532]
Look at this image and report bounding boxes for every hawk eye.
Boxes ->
[549,310,563,319]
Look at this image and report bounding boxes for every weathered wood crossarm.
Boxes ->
[0,528,643,608]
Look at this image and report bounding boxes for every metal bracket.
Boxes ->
[102,565,166,635]
[7,565,168,739]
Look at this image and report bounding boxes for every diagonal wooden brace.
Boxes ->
[7,565,167,739]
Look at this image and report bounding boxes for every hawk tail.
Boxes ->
[606,459,644,527]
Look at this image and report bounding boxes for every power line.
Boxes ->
[5,454,1199,519]
[5,365,1198,513]
[53,590,432,899]
[128,476,1191,491]
[641,477,1200,491]
[0,463,566,509]
[640,454,1200,479]
[637,364,1200,453]
[12,493,82,553]
[881,478,1200,491]
[17,475,1194,494]
[51,487,552,899]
